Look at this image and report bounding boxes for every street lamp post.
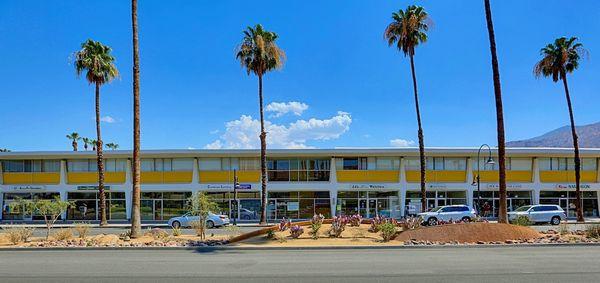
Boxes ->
[472,144,495,215]
[232,170,239,226]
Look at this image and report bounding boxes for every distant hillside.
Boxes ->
[507,122,600,148]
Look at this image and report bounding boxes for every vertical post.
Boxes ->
[233,169,238,226]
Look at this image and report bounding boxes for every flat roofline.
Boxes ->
[1,147,600,159]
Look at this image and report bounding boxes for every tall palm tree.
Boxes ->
[82,137,91,151]
[130,0,142,238]
[106,143,119,150]
[236,24,285,225]
[74,39,119,226]
[534,37,587,222]
[384,5,430,213]
[90,139,98,151]
[483,0,508,223]
[66,132,81,151]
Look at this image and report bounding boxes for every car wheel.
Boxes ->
[242,215,251,220]
[171,221,181,229]
[551,216,561,226]
[206,220,215,229]
[461,216,471,222]
[427,217,438,226]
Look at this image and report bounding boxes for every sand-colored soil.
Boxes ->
[395,223,540,243]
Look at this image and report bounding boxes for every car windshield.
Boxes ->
[514,206,532,212]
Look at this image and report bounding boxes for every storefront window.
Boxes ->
[338,191,399,218]
[2,192,60,220]
[472,190,532,217]
[405,190,467,215]
[140,191,192,220]
[539,191,598,218]
[266,191,330,219]
[67,191,126,220]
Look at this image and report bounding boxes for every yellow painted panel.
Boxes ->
[3,173,33,184]
[539,171,596,183]
[141,172,163,184]
[406,170,466,183]
[199,171,231,183]
[336,170,399,183]
[31,173,60,184]
[238,171,261,183]
[68,172,125,184]
[3,173,60,184]
[477,171,532,183]
[163,171,193,183]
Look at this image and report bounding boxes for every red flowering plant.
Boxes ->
[278,218,291,232]
[289,225,304,239]
[328,215,348,238]
[348,214,363,227]
[309,214,325,239]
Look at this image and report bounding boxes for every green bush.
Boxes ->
[171,227,182,237]
[379,222,397,242]
[511,216,532,226]
[585,224,600,239]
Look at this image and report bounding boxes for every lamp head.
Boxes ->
[486,157,495,165]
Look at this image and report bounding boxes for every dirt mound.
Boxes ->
[90,234,121,245]
[395,223,541,243]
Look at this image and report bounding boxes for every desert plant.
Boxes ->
[329,215,348,238]
[369,215,386,233]
[348,214,363,227]
[511,215,532,226]
[379,222,397,242]
[171,227,182,237]
[224,225,242,240]
[275,233,287,243]
[53,228,73,241]
[289,225,304,239]
[265,229,276,240]
[187,192,219,240]
[190,220,206,238]
[309,214,324,240]
[278,218,291,232]
[3,227,34,245]
[585,224,600,239]
[9,196,73,240]
[403,216,423,230]
[145,228,169,240]
[74,222,91,239]
[558,222,570,236]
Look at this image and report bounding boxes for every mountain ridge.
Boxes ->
[507,122,600,148]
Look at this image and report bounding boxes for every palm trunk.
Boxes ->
[258,74,268,225]
[562,74,584,222]
[72,141,78,151]
[95,82,107,226]
[484,0,508,223]
[409,55,427,213]
[130,0,142,238]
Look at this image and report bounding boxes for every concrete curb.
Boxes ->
[1,242,599,252]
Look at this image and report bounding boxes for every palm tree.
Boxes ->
[483,0,508,223]
[130,0,143,238]
[74,39,119,226]
[236,24,285,225]
[534,37,587,222]
[0,149,10,152]
[106,143,119,150]
[90,139,98,151]
[66,132,81,151]
[384,5,430,213]
[82,137,91,151]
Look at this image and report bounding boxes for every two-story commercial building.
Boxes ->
[1,148,599,222]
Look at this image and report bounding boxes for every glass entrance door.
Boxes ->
[141,199,163,220]
[358,199,368,217]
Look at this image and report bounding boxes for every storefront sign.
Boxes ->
[350,184,386,189]
[427,184,447,189]
[12,185,45,190]
[486,184,523,189]
[77,186,111,191]
[207,184,233,189]
[236,184,252,190]
[555,184,592,189]
[287,202,299,211]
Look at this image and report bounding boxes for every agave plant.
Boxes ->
[309,214,325,239]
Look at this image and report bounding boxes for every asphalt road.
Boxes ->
[0,246,598,282]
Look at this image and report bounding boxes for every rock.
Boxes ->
[124,236,131,242]
[505,240,514,244]
[477,241,485,245]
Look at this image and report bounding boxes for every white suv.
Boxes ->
[508,205,566,225]
[418,205,477,226]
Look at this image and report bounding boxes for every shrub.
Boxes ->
[53,228,73,241]
[369,216,398,232]
[585,224,600,239]
[119,230,133,240]
[5,228,24,245]
[558,222,569,236]
[146,228,169,240]
[348,214,363,227]
[289,225,304,239]
[275,233,287,243]
[171,227,182,237]
[74,222,91,239]
[224,225,242,240]
[329,215,348,238]
[309,214,324,240]
[265,229,276,240]
[379,222,397,242]
[403,216,422,230]
[278,218,291,232]
[511,216,532,226]
[190,220,205,237]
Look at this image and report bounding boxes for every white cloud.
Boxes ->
[99,116,117,123]
[265,101,309,118]
[390,138,415,147]
[205,111,352,149]
[209,129,220,135]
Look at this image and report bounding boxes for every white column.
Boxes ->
[466,157,474,207]
[125,159,132,185]
[192,158,199,184]
[59,160,67,185]
[60,191,68,220]
[329,157,337,217]
[532,157,541,204]
[399,157,407,217]
[125,159,132,220]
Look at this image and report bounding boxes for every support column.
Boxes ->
[532,157,541,205]
[60,191,68,220]
[329,157,337,217]
[466,157,474,207]
[399,157,407,217]
[192,158,199,184]
[59,160,67,185]
[125,159,132,220]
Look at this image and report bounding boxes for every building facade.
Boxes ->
[1,148,599,222]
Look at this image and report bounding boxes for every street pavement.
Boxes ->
[0,245,598,282]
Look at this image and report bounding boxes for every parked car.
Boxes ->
[168,212,230,229]
[239,208,257,220]
[508,205,566,225]
[418,205,477,226]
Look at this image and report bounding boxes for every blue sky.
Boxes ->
[1,0,599,151]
